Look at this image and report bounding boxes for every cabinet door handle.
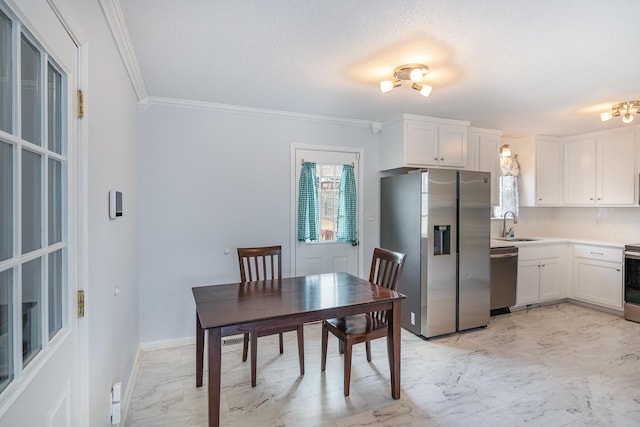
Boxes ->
[617,269,621,272]
[440,157,444,161]
[538,198,542,201]
[434,157,438,161]
[590,252,604,256]
[589,198,594,201]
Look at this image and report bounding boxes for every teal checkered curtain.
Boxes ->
[337,164,357,243]
[297,162,319,242]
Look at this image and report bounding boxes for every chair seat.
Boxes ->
[324,314,388,340]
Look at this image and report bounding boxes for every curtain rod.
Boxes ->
[300,158,355,167]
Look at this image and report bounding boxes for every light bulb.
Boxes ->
[409,68,424,82]
[412,82,432,97]
[380,79,401,94]
[600,111,613,122]
[623,112,634,124]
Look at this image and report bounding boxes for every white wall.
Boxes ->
[138,102,380,343]
[69,1,140,425]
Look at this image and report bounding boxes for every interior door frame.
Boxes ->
[290,143,365,278]
[46,1,89,425]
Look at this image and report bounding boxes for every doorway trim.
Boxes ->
[47,1,89,425]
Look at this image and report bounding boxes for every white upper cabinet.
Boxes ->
[535,138,563,205]
[598,132,636,204]
[379,114,469,170]
[564,131,635,205]
[467,127,502,205]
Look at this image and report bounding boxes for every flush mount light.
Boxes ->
[600,100,640,124]
[380,64,432,97]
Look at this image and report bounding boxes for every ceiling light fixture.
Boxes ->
[600,100,640,124]
[380,64,432,98]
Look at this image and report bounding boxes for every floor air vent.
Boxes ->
[222,337,243,346]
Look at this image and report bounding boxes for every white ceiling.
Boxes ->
[118,0,640,137]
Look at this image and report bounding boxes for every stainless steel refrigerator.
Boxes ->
[380,169,490,338]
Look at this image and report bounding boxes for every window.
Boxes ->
[0,5,68,394]
[297,161,358,243]
[318,163,342,241]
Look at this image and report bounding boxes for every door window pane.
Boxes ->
[22,149,42,253]
[47,64,61,154]
[48,250,62,338]
[20,35,41,145]
[22,257,42,366]
[0,269,13,393]
[0,11,11,133]
[318,164,343,241]
[48,158,61,244]
[0,141,11,261]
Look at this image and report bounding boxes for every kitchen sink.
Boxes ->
[495,237,539,242]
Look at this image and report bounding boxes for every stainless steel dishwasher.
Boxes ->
[490,246,518,315]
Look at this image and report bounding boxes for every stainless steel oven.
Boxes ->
[624,244,640,323]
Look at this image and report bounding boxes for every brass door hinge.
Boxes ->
[77,90,84,118]
[77,290,85,318]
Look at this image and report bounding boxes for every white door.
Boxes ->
[293,147,361,276]
[0,0,80,425]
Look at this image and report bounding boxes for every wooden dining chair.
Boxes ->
[321,247,406,396]
[237,245,304,387]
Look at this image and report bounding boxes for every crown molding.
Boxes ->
[98,0,147,101]
[145,96,381,131]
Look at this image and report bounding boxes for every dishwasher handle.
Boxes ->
[490,253,518,259]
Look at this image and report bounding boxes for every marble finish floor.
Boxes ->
[124,303,640,426]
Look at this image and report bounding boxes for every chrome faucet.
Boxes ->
[502,210,518,238]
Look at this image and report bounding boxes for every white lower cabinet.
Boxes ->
[516,244,567,306]
[572,244,623,310]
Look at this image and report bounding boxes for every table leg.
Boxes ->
[388,300,401,399]
[196,313,204,387]
[208,327,222,427]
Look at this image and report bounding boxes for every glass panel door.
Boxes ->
[0,10,11,133]
[20,35,41,145]
[22,257,42,366]
[21,148,42,254]
[0,269,12,393]
[0,141,11,261]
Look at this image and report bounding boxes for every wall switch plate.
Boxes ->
[410,312,415,325]
[365,211,374,221]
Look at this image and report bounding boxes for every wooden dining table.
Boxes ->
[192,271,406,427]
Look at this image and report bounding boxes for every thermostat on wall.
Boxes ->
[109,190,123,219]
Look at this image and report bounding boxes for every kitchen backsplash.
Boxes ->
[492,206,640,243]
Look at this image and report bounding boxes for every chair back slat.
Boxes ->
[368,247,406,323]
[237,246,282,282]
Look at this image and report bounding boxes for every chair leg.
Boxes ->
[279,332,284,354]
[386,335,393,375]
[242,333,249,362]
[366,341,372,362]
[297,325,305,375]
[251,333,258,387]
[321,324,328,372]
[343,340,352,396]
